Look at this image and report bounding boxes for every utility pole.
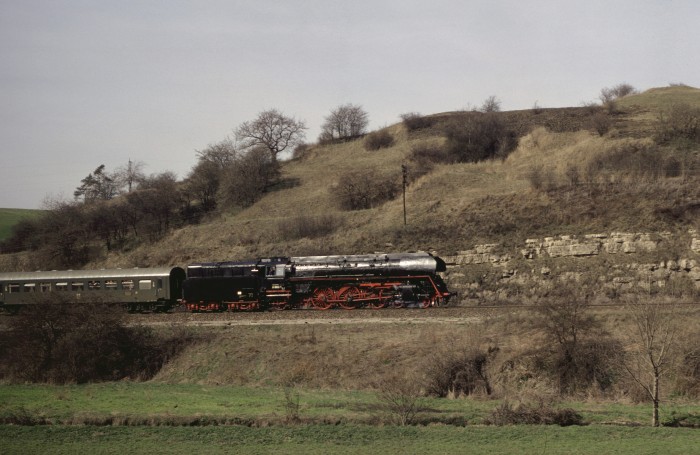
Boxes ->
[401,164,408,226]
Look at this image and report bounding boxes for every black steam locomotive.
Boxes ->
[182,252,453,311]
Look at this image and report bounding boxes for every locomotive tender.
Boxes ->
[0,252,452,312]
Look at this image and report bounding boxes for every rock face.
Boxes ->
[443,244,510,266]
[520,233,659,259]
[441,231,700,301]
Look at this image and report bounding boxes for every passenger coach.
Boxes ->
[0,267,185,313]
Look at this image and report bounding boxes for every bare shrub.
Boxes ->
[580,101,602,115]
[612,83,638,98]
[363,130,395,150]
[425,346,497,398]
[534,284,623,395]
[565,164,581,186]
[585,140,663,183]
[485,401,583,426]
[444,113,518,163]
[332,169,400,210]
[663,157,682,178]
[531,100,544,115]
[282,386,302,424]
[407,141,453,180]
[375,373,425,425]
[400,112,436,131]
[0,303,199,384]
[597,83,637,115]
[590,112,612,136]
[0,407,49,426]
[278,215,339,240]
[526,165,556,191]
[292,142,311,160]
[674,330,700,398]
[655,103,700,144]
[527,165,545,191]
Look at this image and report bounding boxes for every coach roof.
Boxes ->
[0,267,183,282]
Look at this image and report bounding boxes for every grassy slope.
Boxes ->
[99,85,700,268]
[617,85,700,112]
[0,208,42,241]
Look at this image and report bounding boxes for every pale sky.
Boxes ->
[1,0,698,209]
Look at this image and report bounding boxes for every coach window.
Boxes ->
[88,280,101,290]
[71,282,84,291]
[122,279,134,290]
[105,280,118,290]
[8,283,20,293]
[40,283,51,292]
[23,283,36,292]
[138,280,153,290]
[55,282,68,291]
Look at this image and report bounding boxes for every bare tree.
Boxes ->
[195,138,238,169]
[623,299,679,427]
[480,96,502,113]
[319,103,369,142]
[36,201,93,267]
[128,172,181,240]
[600,83,638,104]
[219,146,280,208]
[235,109,306,162]
[114,159,146,193]
[184,159,221,212]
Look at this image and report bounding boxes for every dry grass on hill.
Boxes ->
[153,305,700,402]
[90,85,700,268]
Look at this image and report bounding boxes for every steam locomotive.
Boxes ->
[0,252,453,312]
[183,252,452,311]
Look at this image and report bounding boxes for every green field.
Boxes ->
[1,383,698,454]
[2,424,698,455]
[0,208,42,242]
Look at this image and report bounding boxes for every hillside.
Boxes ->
[3,85,700,302]
[91,86,697,253]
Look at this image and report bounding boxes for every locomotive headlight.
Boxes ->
[237,291,242,296]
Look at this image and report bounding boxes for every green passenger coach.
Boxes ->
[0,267,185,313]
